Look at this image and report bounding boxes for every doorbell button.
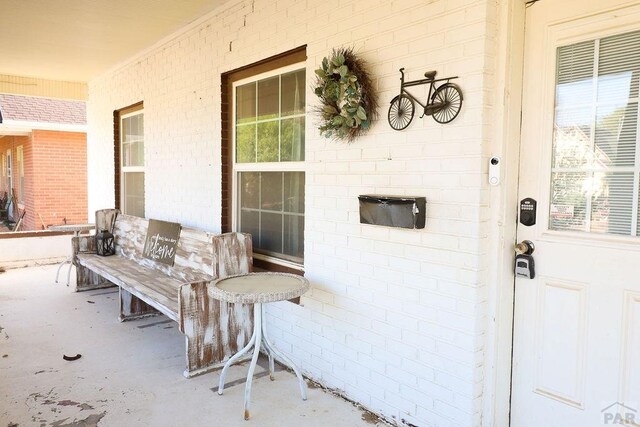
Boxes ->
[489,156,501,186]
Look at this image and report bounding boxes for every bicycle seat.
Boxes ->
[424,70,437,80]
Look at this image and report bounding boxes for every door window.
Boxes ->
[551,30,640,236]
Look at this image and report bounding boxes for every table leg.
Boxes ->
[261,304,307,401]
[243,303,262,420]
[66,230,81,286]
[218,322,258,395]
[260,305,275,380]
[65,258,74,286]
[55,256,71,284]
[57,230,80,286]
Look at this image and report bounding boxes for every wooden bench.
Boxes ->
[72,209,254,378]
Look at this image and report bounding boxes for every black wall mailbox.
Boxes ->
[358,195,426,229]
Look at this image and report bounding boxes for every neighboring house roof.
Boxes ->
[0,93,86,125]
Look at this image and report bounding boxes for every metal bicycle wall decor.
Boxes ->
[388,68,463,130]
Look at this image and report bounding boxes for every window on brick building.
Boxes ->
[6,149,12,195]
[115,103,145,217]
[222,47,306,273]
[16,145,24,203]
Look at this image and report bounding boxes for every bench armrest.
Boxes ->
[212,232,253,279]
[72,235,96,258]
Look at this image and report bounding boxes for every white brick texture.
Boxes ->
[87,0,496,425]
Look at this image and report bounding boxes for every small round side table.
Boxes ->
[49,223,95,286]
[210,272,310,420]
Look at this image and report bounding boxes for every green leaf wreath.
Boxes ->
[314,47,378,142]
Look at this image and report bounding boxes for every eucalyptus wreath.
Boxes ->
[314,47,378,142]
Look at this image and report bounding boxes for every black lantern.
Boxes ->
[96,229,115,256]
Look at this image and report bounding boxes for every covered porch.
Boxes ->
[2,0,640,426]
[0,265,382,426]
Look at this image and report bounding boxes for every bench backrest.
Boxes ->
[110,213,251,283]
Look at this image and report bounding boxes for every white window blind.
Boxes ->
[551,30,640,236]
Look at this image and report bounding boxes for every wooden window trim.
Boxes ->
[113,101,143,211]
[221,46,306,276]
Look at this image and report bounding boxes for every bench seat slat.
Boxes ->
[77,254,212,321]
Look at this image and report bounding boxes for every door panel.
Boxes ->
[512,1,640,425]
[534,280,587,408]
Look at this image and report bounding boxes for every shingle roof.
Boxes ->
[0,94,86,125]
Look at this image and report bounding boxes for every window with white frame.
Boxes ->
[16,145,24,203]
[120,109,145,217]
[233,64,306,267]
[550,30,640,236]
[6,149,12,195]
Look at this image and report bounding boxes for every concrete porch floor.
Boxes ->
[0,265,384,426]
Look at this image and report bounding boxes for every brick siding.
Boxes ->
[0,131,87,230]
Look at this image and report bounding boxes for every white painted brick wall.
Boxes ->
[87,0,496,425]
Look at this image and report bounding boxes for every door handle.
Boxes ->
[514,240,535,279]
[515,240,535,255]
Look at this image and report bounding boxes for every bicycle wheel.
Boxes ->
[431,84,463,124]
[388,95,415,130]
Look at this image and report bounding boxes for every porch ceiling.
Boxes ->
[0,0,231,82]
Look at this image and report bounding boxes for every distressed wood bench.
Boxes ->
[72,209,254,378]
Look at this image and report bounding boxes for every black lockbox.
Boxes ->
[358,195,426,229]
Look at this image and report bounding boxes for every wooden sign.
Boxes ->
[143,219,182,266]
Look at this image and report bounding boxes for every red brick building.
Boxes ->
[0,94,87,230]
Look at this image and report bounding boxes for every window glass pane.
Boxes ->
[591,172,634,235]
[257,121,279,162]
[240,209,259,250]
[257,76,279,120]
[122,116,130,143]
[260,212,283,254]
[557,40,595,86]
[240,172,259,209]
[123,141,144,167]
[595,103,637,167]
[284,172,304,213]
[550,172,588,232]
[281,70,305,116]
[281,117,305,161]
[236,83,256,124]
[238,171,304,263]
[122,113,144,167]
[552,107,593,168]
[124,172,145,218]
[283,214,304,259]
[261,172,283,211]
[236,124,256,163]
[598,30,640,99]
[551,33,640,237]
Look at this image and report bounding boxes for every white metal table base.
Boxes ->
[55,255,74,286]
[51,225,94,287]
[218,303,307,420]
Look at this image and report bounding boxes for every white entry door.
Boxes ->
[512,1,640,426]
